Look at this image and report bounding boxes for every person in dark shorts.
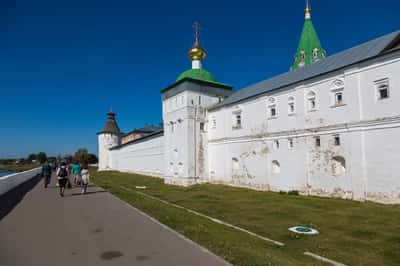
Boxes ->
[56,162,69,197]
[41,161,52,188]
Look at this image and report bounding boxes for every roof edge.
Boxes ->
[161,77,233,94]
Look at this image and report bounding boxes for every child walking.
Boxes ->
[80,164,90,194]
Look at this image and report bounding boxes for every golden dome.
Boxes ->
[188,43,206,60]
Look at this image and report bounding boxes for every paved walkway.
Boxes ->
[0,174,229,266]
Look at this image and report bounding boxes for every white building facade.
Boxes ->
[98,10,400,204]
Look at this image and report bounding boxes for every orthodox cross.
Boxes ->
[193,22,201,44]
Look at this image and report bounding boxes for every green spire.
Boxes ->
[291,1,326,70]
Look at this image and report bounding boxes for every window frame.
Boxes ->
[334,134,341,146]
[315,136,321,147]
[232,110,242,130]
[306,91,318,112]
[288,96,295,115]
[288,138,294,149]
[267,97,278,119]
[375,78,390,101]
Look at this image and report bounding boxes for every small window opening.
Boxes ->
[301,51,306,61]
[288,138,294,149]
[272,160,281,174]
[236,114,241,128]
[269,106,277,117]
[378,84,389,99]
[274,140,280,149]
[288,96,295,114]
[335,92,343,105]
[334,135,340,146]
[200,122,205,132]
[332,156,346,176]
[375,79,389,100]
[315,136,321,147]
[313,48,319,60]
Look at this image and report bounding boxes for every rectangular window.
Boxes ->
[236,114,241,128]
[200,122,205,132]
[288,103,295,114]
[274,140,280,149]
[315,136,321,147]
[211,117,217,129]
[288,138,294,149]
[375,79,389,100]
[335,92,343,105]
[334,135,340,146]
[269,106,277,118]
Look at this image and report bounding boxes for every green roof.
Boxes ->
[177,68,217,83]
[291,18,326,70]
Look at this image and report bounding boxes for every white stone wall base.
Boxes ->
[164,177,199,187]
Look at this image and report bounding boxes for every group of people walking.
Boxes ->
[41,161,90,197]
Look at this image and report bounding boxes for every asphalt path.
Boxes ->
[0,173,229,266]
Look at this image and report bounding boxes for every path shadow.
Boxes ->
[66,190,107,197]
[0,174,42,221]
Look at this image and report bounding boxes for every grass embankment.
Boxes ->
[91,170,400,266]
[0,164,38,172]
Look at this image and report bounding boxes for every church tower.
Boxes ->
[161,22,232,186]
[97,109,121,170]
[291,0,326,70]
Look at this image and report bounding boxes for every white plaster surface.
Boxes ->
[99,46,400,204]
[0,168,41,196]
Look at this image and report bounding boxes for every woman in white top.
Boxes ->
[80,164,90,194]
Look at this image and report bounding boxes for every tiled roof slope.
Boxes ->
[210,30,400,111]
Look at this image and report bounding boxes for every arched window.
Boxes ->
[268,97,277,118]
[288,96,295,114]
[332,156,346,176]
[307,91,317,111]
[301,51,306,61]
[232,158,240,171]
[272,160,281,174]
[313,48,319,60]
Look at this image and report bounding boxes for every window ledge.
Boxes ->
[308,109,318,113]
[377,97,390,101]
[288,113,296,117]
[268,116,278,120]
[232,126,242,130]
[330,103,346,108]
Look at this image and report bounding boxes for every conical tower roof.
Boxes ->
[97,109,121,135]
[291,1,326,70]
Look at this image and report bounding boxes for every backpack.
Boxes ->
[58,167,68,178]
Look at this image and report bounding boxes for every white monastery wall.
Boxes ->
[207,52,400,202]
[109,135,165,177]
[163,90,220,185]
[98,133,120,170]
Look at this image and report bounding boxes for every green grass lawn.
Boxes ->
[0,164,38,172]
[91,170,400,266]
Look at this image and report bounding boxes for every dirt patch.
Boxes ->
[100,250,123,260]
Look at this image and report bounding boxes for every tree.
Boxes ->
[64,154,73,164]
[27,153,37,162]
[37,152,47,164]
[74,148,88,164]
[86,153,98,164]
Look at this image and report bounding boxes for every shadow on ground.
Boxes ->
[67,190,107,197]
[0,174,42,221]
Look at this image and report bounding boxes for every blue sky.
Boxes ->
[0,0,399,158]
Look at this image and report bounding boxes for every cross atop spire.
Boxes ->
[305,0,311,19]
[193,22,201,45]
